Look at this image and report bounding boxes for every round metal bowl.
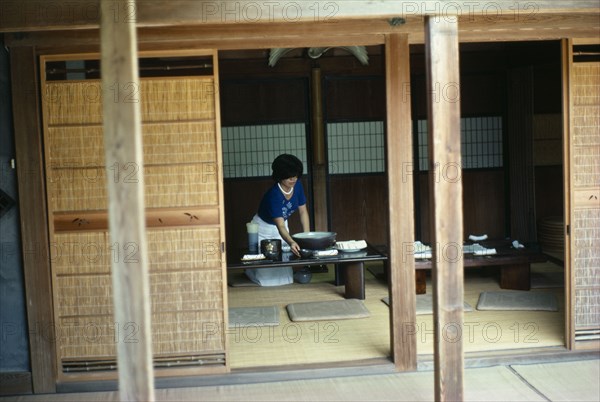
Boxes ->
[292,231,336,250]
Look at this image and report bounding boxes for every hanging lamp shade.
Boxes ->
[268,46,369,67]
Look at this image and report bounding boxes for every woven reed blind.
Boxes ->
[42,75,227,376]
[570,62,600,339]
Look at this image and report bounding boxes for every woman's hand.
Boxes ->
[274,217,301,257]
[290,241,301,257]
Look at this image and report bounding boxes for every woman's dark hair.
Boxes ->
[271,154,303,181]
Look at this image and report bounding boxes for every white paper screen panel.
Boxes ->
[418,116,504,170]
[221,123,308,178]
[326,121,385,174]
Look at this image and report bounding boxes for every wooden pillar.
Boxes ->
[425,16,464,401]
[560,38,574,349]
[100,0,154,400]
[311,67,328,231]
[10,46,57,394]
[507,66,536,242]
[385,33,417,370]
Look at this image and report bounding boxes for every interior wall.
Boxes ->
[532,61,564,224]
[510,41,564,225]
[417,170,506,244]
[328,175,388,245]
[323,74,387,243]
[411,45,508,242]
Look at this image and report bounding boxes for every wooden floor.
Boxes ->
[227,261,565,369]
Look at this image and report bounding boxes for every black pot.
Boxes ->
[292,232,336,250]
[298,249,315,259]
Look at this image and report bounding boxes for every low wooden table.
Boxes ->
[227,243,388,300]
[413,241,548,294]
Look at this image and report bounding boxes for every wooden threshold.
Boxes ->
[57,358,397,393]
[54,348,600,394]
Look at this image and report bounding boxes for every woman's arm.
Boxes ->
[273,217,301,256]
[298,204,310,233]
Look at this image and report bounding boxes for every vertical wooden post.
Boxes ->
[560,38,574,350]
[507,66,536,242]
[11,46,57,394]
[100,0,155,400]
[385,33,417,370]
[425,16,464,401]
[311,67,328,231]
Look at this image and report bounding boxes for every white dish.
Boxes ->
[335,246,367,253]
[336,240,368,253]
[241,254,266,261]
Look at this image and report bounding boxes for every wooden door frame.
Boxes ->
[11,46,57,394]
[13,48,230,390]
[561,38,574,350]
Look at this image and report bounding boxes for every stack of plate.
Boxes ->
[537,216,564,252]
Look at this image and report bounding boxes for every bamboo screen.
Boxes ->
[570,63,600,340]
[42,76,227,375]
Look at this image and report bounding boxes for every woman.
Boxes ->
[245,154,310,286]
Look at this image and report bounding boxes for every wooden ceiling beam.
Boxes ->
[5,19,402,48]
[5,12,599,53]
[1,0,599,33]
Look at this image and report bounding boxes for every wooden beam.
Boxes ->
[100,0,154,400]
[5,13,600,51]
[52,207,220,232]
[424,16,464,401]
[560,38,574,350]
[385,33,417,371]
[10,46,57,394]
[310,67,328,231]
[1,0,599,32]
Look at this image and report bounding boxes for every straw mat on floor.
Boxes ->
[382,294,474,315]
[286,299,370,322]
[228,306,279,328]
[476,290,558,311]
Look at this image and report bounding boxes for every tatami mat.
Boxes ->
[510,359,600,402]
[226,265,391,369]
[227,261,565,368]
